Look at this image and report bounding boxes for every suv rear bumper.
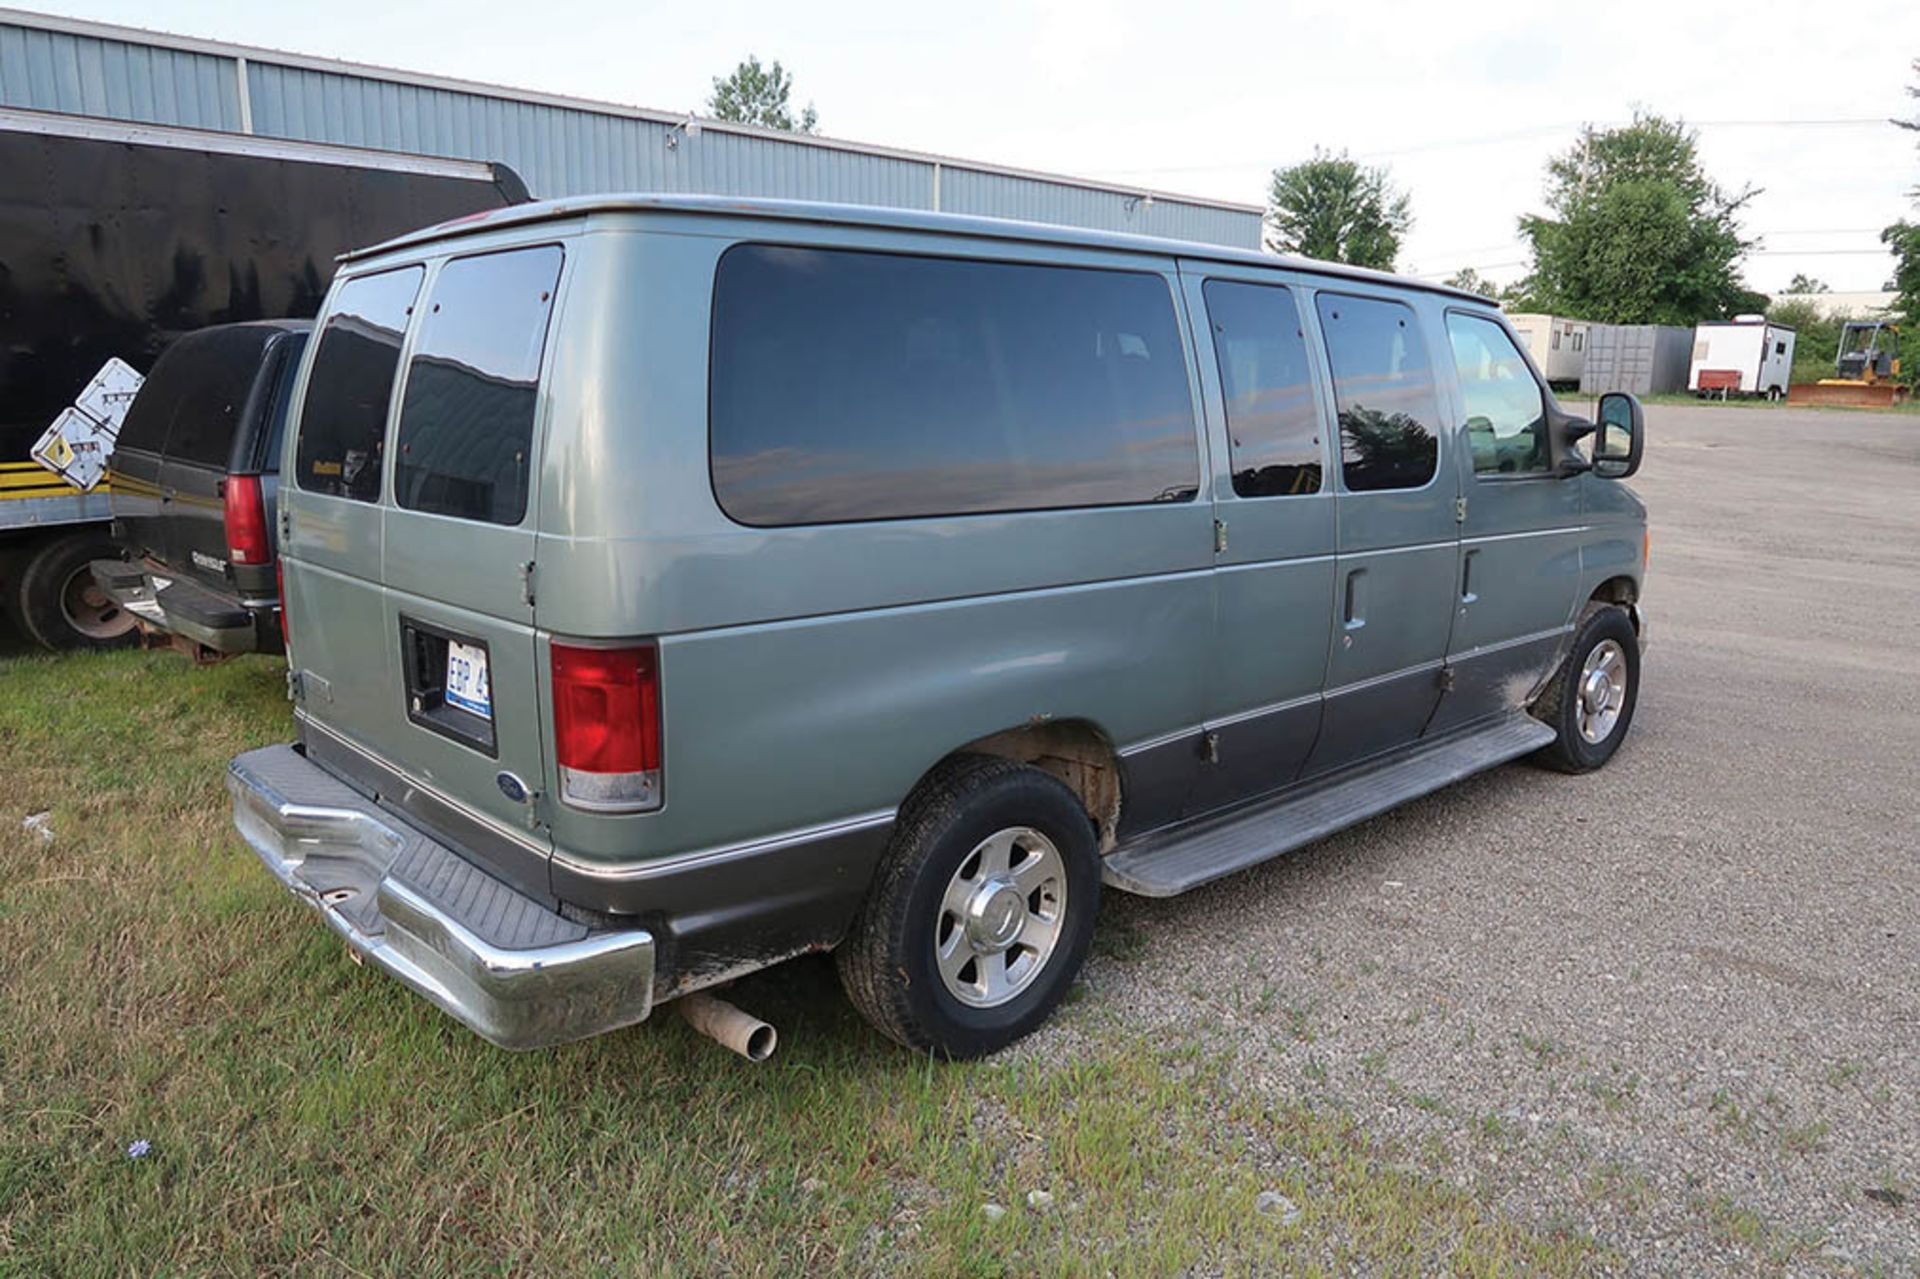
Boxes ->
[91,558,277,653]
[228,744,656,1049]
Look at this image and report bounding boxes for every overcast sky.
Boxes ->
[32,0,1920,293]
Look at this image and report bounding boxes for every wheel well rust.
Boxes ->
[948,719,1122,852]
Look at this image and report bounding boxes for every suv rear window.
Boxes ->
[253,332,310,473]
[393,245,563,525]
[709,245,1199,526]
[294,266,424,502]
[115,326,276,464]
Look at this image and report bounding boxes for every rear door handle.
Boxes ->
[1461,549,1480,606]
[1343,568,1367,630]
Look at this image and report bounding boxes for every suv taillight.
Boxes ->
[551,641,661,812]
[223,475,271,567]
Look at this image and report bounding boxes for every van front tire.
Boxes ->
[1532,604,1640,773]
[838,755,1099,1058]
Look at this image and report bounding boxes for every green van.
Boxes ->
[229,196,1648,1059]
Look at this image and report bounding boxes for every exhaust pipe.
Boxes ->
[676,992,777,1062]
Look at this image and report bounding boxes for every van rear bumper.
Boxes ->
[228,744,656,1049]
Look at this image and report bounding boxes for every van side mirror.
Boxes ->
[1592,392,1644,479]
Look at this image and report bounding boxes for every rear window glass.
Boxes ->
[394,246,563,525]
[114,327,274,464]
[256,333,309,473]
[294,266,424,502]
[1202,279,1324,498]
[1315,293,1441,492]
[710,245,1199,526]
[113,355,181,455]
[164,329,281,468]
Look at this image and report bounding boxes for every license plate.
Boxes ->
[445,640,492,719]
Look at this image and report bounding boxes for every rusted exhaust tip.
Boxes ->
[676,992,778,1062]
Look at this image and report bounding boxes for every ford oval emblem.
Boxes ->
[496,771,530,804]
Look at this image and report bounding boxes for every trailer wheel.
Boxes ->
[16,532,138,651]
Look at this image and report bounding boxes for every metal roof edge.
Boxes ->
[0,7,1265,216]
[341,193,1488,303]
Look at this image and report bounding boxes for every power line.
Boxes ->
[1096,116,1902,177]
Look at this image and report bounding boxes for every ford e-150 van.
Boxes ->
[228,196,1648,1059]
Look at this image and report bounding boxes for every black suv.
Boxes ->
[93,321,310,658]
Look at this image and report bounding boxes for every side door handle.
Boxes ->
[1461,548,1480,607]
[1343,568,1367,630]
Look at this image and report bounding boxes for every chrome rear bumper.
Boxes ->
[228,744,655,1050]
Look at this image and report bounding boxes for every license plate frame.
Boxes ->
[398,616,498,757]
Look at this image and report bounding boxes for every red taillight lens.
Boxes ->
[223,475,270,567]
[551,641,661,812]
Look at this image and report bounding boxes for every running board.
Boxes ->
[1102,713,1556,898]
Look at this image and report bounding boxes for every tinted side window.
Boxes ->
[295,266,424,501]
[1202,280,1323,498]
[255,333,309,474]
[1315,293,1440,492]
[114,329,267,460]
[710,245,1199,526]
[394,246,563,525]
[1447,313,1550,476]
[163,328,278,468]
[114,346,190,455]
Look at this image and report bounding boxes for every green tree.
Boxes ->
[1264,150,1411,270]
[1883,61,1920,383]
[707,56,818,133]
[1514,113,1756,324]
[1785,273,1829,294]
[1766,296,1852,384]
[1443,267,1493,294]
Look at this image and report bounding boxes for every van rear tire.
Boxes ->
[837,755,1099,1058]
[16,532,139,651]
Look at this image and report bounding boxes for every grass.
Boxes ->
[0,647,1606,1276]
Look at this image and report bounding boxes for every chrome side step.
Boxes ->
[1102,712,1556,898]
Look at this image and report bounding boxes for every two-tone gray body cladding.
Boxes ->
[251,196,1646,1046]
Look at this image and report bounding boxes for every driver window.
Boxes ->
[1446,313,1550,476]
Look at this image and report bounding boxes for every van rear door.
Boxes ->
[375,245,565,875]
[284,247,564,895]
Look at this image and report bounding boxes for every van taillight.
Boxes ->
[223,475,270,567]
[551,642,661,812]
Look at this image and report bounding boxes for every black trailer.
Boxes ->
[0,106,526,648]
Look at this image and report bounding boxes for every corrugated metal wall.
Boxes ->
[940,166,1262,244]
[0,21,240,129]
[0,15,1262,247]
[246,62,933,207]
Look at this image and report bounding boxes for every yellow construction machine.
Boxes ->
[1789,321,1908,409]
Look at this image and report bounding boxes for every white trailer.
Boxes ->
[1689,318,1796,399]
[1504,313,1590,386]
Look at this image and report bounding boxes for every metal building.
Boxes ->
[0,7,1263,246]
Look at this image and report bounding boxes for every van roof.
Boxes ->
[343,193,1494,305]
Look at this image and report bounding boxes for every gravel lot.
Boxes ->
[1067,403,1920,1273]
